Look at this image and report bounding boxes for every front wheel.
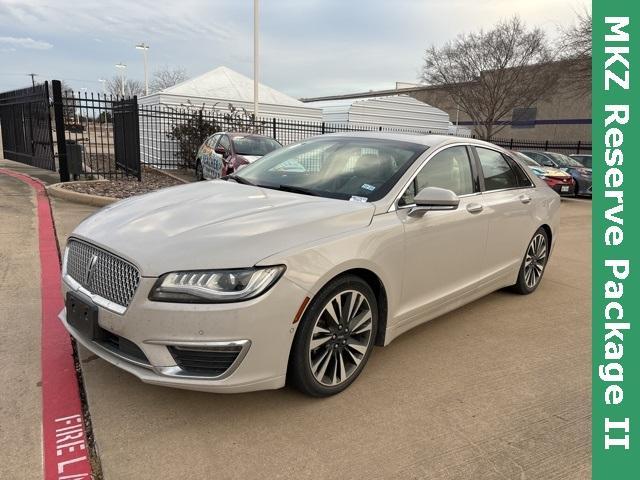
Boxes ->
[288,275,378,397]
[511,227,549,295]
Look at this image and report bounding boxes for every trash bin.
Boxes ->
[66,140,83,177]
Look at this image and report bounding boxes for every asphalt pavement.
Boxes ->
[1,158,591,479]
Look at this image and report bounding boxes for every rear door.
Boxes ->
[472,146,536,276]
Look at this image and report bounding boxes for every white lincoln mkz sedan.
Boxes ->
[60,133,560,397]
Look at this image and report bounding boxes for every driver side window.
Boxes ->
[399,146,474,206]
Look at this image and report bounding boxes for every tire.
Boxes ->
[288,275,378,397]
[573,179,579,197]
[511,227,549,295]
[195,160,204,181]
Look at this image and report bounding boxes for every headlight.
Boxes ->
[149,266,286,303]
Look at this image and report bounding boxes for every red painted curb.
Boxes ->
[0,169,93,480]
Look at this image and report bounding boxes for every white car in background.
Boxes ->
[60,133,560,397]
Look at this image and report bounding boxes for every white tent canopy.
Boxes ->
[305,94,450,132]
[140,66,321,121]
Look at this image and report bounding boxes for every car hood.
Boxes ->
[537,166,570,177]
[71,181,375,276]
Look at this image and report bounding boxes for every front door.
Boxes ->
[397,145,488,319]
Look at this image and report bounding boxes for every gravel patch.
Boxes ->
[60,167,185,199]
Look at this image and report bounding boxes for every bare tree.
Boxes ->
[149,66,188,93]
[557,8,591,97]
[105,76,144,97]
[421,17,560,139]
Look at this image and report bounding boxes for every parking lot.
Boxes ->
[1,163,591,479]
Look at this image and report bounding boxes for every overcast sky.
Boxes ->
[0,0,589,98]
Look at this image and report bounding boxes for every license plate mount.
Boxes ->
[66,292,99,340]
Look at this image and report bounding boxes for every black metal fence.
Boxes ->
[0,81,592,180]
[54,82,141,180]
[138,103,592,170]
[0,82,55,170]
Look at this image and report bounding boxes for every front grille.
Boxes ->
[168,345,243,376]
[66,239,140,309]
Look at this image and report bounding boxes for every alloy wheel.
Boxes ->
[524,233,547,289]
[308,290,373,387]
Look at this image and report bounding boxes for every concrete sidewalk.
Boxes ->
[0,168,43,479]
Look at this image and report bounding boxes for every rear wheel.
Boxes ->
[288,275,378,397]
[511,227,549,295]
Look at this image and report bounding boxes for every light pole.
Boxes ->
[253,0,259,119]
[115,63,127,97]
[135,42,150,96]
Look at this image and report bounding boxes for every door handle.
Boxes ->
[466,203,483,214]
[519,194,532,204]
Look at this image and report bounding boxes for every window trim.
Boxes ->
[471,145,536,194]
[392,143,481,211]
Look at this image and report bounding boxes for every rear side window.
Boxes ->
[476,147,519,191]
[506,155,534,187]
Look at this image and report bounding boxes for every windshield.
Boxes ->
[233,137,427,201]
[231,135,281,156]
[513,152,540,167]
[571,155,592,168]
[547,152,584,167]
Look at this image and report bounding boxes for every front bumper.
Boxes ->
[59,275,309,393]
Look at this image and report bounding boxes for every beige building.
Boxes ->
[301,60,591,143]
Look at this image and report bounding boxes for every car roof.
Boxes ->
[321,131,502,150]
[219,132,276,139]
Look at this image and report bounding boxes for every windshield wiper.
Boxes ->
[225,174,254,186]
[274,184,320,197]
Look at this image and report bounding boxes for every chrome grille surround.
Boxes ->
[64,239,140,312]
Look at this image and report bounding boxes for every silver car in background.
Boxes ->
[60,133,560,397]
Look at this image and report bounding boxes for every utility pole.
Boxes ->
[253,0,259,119]
[135,42,150,96]
[28,73,38,87]
[115,63,127,97]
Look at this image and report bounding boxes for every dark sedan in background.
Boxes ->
[520,150,592,197]
[570,154,592,169]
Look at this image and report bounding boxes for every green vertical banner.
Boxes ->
[593,1,639,478]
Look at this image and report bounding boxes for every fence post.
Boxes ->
[272,117,276,141]
[544,140,549,151]
[576,140,581,154]
[321,122,325,134]
[52,80,69,182]
[509,138,513,150]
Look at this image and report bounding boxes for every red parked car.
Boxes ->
[511,151,576,196]
[195,132,282,180]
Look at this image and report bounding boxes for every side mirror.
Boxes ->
[409,187,460,217]
[214,145,227,156]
